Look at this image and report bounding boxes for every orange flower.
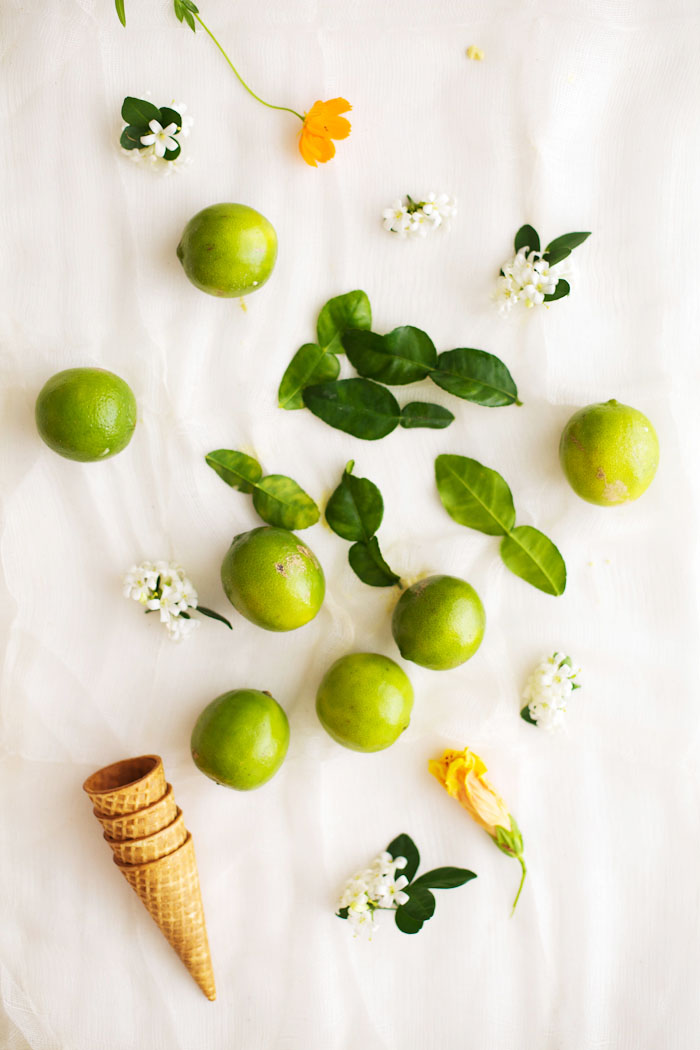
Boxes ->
[299,98,352,167]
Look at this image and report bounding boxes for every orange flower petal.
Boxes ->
[299,98,352,165]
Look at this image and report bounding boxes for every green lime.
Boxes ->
[391,574,486,671]
[191,688,289,790]
[316,652,414,752]
[559,399,659,506]
[35,367,137,462]
[221,526,325,632]
[176,203,277,298]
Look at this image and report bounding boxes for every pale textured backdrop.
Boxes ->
[1,0,699,1047]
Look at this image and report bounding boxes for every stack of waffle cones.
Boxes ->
[83,755,216,1001]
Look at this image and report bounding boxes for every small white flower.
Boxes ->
[124,560,201,641]
[522,652,581,732]
[382,199,412,235]
[382,193,456,238]
[171,100,194,138]
[140,119,179,158]
[166,616,200,642]
[495,246,566,314]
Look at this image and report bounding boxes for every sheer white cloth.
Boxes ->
[1,0,699,1046]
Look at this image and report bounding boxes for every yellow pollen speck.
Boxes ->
[240,298,247,312]
[466,45,484,61]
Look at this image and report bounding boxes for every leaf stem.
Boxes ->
[193,13,304,121]
[511,856,527,915]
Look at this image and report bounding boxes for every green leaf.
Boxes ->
[325,462,384,543]
[435,454,516,537]
[386,833,419,882]
[163,140,181,162]
[205,450,263,493]
[399,402,455,430]
[303,379,400,441]
[121,97,160,126]
[343,326,437,385]
[119,125,146,150]
[278,343,340,410]
[115,0,126,25]
[431,348,520,407]
[500,525,567,596]
[159,106,182,130]
[337,907,349,920]
[543,279,571,303]
[348,538,401,587]
[520,705,537,726]
[411,867,477,890]
[196,606,233,629]
[394,909,424,935]
[251,475,320,530]
[401,886,436,922]
[544,231,591,267]
[183,9,196,30]
[514,224,540,253]
[317,290,372,354]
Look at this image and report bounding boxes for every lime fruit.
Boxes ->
[391,574,486,671]
[35,367,137,462]
[316,652,414,752]
[559,399,659,506]
[191,688,289,790]
[176,203,277,298]
[221,526,325,631]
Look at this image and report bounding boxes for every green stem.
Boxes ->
[194,13,304,121]
[511,856,527,915]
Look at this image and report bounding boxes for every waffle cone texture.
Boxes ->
[83,756,216,1000]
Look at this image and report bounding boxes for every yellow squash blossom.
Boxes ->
[429,747,527,913]
[299,98,352,167]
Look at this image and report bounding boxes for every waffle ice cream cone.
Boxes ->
[105,809,187,865]
[83,756,215,1000]
[95,783,177,842]
[83,755,166,816]
[115,833,216,1001]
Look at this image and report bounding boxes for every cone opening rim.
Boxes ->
[94,783,174,828]
[104,808,184,849]
[83,755,162,797]
[113,831,193,871]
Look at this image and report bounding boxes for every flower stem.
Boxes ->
[194,13,304,121]
[511,856,527,915]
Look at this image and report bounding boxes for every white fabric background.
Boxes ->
[1,0,700,1046]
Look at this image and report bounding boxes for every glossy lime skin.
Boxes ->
[176,203,278,298]
[191,689,290,790]
[559,399,659,506]
[35,367,137,461]
[221,526,325,632]
[316,652,414,752]
[391,574,486,671]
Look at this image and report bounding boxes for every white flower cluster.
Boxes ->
[122,99,193,176]
[494,248,564,314]
[338,851,410,938]
[382,193,457,238]
[522,652,581,732]
[123,560,200,641]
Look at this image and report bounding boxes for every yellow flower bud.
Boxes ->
[429,747,527,913]
[428,748,511,837]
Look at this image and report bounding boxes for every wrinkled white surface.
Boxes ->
[1,0,700,1046]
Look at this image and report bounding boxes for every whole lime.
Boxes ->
[191,688,289,790]
[176,203,277,298]
[391,574,486,671]
[221,526,325,631]
[35,367,137,462]
[316,653,414,752]
[559,399,659,506]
